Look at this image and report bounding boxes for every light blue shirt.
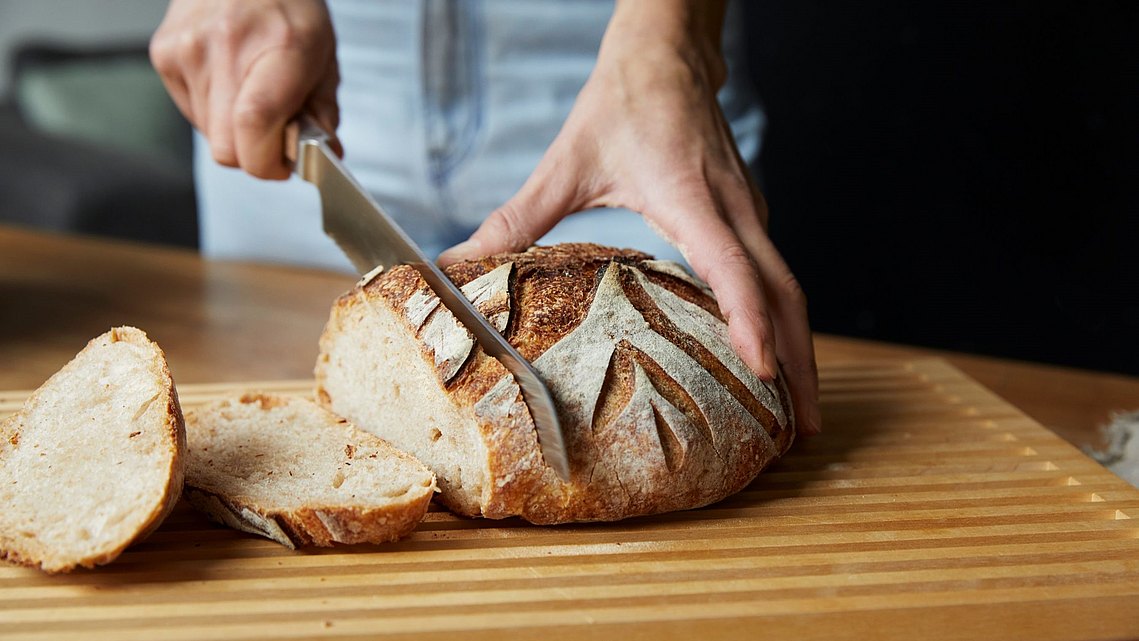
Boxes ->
[196,0,764,271]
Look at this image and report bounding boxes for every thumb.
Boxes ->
[232,47,320,180]
[438,159,579,266]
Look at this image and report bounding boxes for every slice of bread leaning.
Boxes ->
[0,327,185,573]
[184,394,436,548]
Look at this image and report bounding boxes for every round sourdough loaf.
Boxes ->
[315,244,795,524]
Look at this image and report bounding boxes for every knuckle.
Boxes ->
[779,273,808,309]
[148,35,174,70]
[698,241,757,292]
[232,97,277,132]
[175,30,207,66]
[268,16,323,52]
[485,204,532,250]
[210,141,237,167]
[715,242,758,274]
[291,19,327,48]
[721,168,751,195]
[215,12,247,48]
[718,241,754,265]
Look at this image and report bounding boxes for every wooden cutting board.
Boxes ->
[1,360,1137,641]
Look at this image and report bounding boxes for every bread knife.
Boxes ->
[285,116,570,481]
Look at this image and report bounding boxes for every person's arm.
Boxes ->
[149,0,340,179]
[439,0,821,435]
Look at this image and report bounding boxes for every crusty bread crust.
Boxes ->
[316,244,795,524]
[184,394,435,548]
[0,327,185,573]
[184,487,431,549]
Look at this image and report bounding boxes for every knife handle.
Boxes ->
[284,115,338,169]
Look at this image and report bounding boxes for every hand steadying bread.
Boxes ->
[150,0,821,440]
[317,244,796,524]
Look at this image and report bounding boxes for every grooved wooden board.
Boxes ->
[1,360,1137,640]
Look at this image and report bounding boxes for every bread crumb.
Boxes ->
[358,264,385,286]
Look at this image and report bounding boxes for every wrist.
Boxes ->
[602,0,728,90]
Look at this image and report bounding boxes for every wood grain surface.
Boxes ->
[4,225,1138,452]
[1,360,1137,640]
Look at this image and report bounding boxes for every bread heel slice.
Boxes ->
[0,326,186,573]
[185,394,436,548]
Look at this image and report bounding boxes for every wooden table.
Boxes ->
[3,225,1138,640]
[1,224,1135,449]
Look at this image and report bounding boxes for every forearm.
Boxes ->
[603,0,729,89]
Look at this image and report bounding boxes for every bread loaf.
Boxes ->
[185,394,435,548]
[316,244,794,524]
[0,327,185,572]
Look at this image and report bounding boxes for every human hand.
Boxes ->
[438,0,820,435]
[150,0,340,179]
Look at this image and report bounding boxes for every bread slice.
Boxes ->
[0,327,185,573]
[184,394,436,548]
[316,244,795,524]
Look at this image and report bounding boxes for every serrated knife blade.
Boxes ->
[286,116,569,481]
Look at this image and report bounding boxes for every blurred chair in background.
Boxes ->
[0,42,198,247]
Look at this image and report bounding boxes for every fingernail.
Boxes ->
[744,348,772,381]
[803,414,822,436]
[802,402,823,436]
[763,348,779,381]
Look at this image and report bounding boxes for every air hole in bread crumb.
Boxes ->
[132,392,160,421]
[392,384,402,399]
[429,428,442,442]
[331,470,346,489]
[384,484,411,498]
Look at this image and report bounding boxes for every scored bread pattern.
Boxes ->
[317,245,795,522]
[478,260,782,476]
[402,262,514,383]
[640,259,714,295]
[631,266,788,427]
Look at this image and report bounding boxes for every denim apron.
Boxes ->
[195,0,763,270]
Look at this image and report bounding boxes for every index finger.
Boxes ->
[649,197,779,381]
[232,47,315,179]
[718,184,821,435]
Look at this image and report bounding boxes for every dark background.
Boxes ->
[1,2,1136,376]
[744,1,1139,375]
